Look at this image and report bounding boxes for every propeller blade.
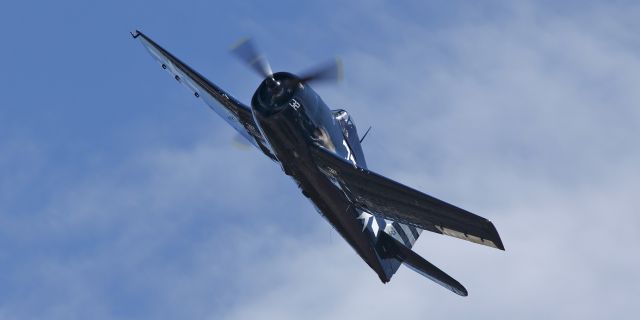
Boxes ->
[230,38,272,78]
[298,58,343,84]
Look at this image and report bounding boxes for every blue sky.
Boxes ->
[1,1,639,319]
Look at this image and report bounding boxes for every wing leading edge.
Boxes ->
[311,145,505,250]
[131,30,276,161]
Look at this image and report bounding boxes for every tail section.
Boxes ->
[383,221,422,249]
[378,232,468,296]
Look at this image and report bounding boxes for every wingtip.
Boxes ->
[130,30,141,39]
[448,276,469,296]
[456,286,469,297]
[487,221,506,251]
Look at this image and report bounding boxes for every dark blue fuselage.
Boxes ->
[251,72,399,281]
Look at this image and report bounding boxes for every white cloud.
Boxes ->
[2,1,639,319]
[218,2,640,319]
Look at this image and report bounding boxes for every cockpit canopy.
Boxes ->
[332,108,367,168]
[332,109,357,138]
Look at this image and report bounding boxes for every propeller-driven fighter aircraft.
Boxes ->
[132,30,504,296]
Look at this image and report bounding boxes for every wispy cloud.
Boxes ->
[221,2,640,319]
[1,1,638,319]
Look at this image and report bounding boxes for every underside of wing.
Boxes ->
[132,30,276,161]
[311,145,505,250]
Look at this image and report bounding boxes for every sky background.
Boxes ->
[1,0,639,319]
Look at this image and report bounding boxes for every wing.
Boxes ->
[132,30,276,161]
[311,145,505,250]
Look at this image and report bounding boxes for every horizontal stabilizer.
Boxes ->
[379,232,468,296]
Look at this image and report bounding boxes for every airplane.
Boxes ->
[131,30,504,296]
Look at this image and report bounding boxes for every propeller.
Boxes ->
[231,38,342,85]
[230,38,273,78]
[298,58,343,84]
